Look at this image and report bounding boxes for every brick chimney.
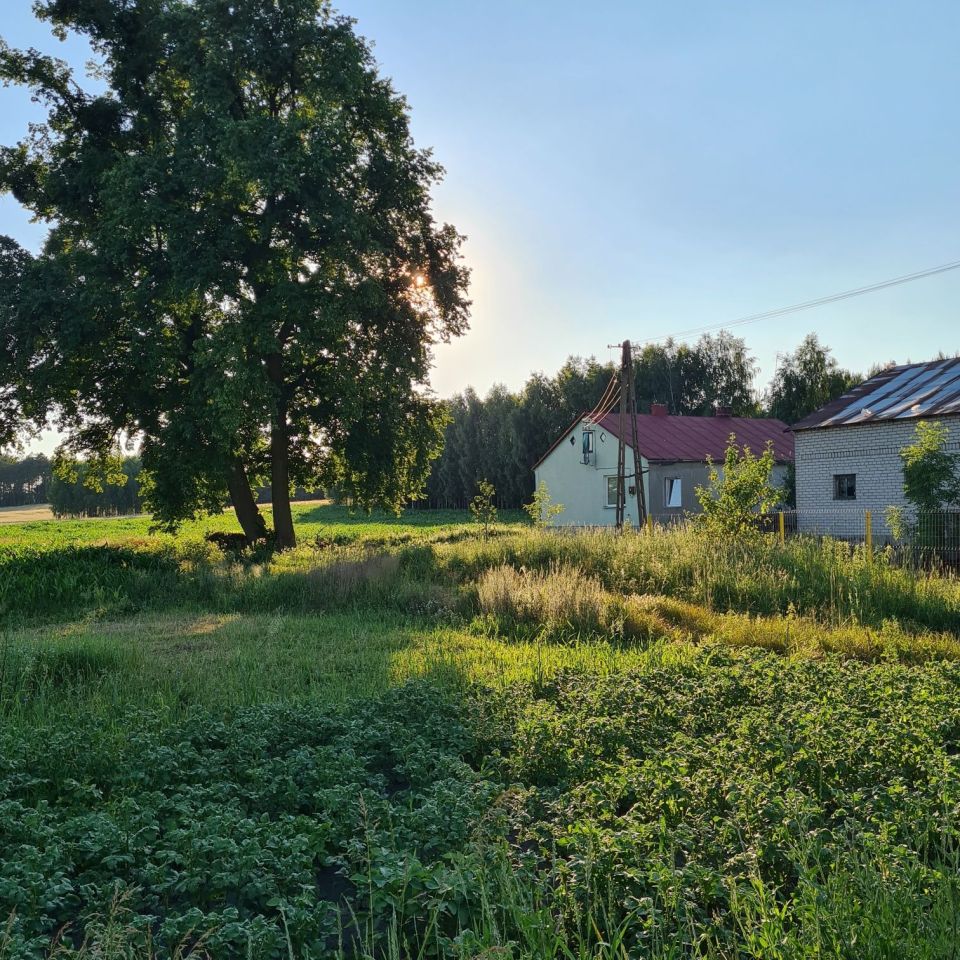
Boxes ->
[714,405,732,417]
[650,403,669,417]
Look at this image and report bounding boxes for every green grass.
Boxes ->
[0,611,658,723]
[0,502,525,550]
[1,507,960,957]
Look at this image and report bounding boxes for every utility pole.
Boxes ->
[615,342,628,530]
[615,340,648,531]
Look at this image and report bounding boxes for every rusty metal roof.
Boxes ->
[532,411,794,468]
[593,412,794,463]
[791,357,960,432]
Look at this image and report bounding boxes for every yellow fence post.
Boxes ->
[865,509,873,560]
[778,511,785,545]
[646,514,653,535]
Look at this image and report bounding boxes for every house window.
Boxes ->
[606,475,619,507]
[665,477,682,509]
[582,430,595,463]
[833,474,856,501]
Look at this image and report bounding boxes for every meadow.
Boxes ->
[1,503,960,958]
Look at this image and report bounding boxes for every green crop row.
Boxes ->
[2,653,959,958]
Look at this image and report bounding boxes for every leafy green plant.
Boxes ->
[900,420,960,512]
[695,436,782,540]
[469,480,499,538]
[523,480,565,528]
[891,421,960,556]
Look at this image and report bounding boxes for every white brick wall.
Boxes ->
[794,415,960,538]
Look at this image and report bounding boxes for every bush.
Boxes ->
[695,436,782,540]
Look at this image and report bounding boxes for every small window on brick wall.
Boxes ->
[833,474,856,501]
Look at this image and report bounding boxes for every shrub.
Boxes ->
[470,480,499,537]
[695,437,782,541]
[523,481,565,528]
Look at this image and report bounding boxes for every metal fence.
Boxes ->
[647,508,960,566]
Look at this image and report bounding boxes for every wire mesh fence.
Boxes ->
[647,508,960,567]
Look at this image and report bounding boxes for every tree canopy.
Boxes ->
[0,0,469,546]
[766,334,860,425]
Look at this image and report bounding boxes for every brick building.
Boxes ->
[792,358,960,539]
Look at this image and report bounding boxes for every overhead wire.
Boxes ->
[623,258,960,349]
[585,379,621,425]
[583,372,619,424]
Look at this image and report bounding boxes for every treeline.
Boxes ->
[50,458,143,518]
[3,333,864,516]
[0,454,144,517]
[0,454,51,507]
[424,332,862,508]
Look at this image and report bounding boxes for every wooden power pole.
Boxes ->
[615,340,648,531]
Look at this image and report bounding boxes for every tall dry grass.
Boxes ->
[475,563,960,662]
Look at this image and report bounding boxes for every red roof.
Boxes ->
[533,412,794,468]
[596,412,794,463]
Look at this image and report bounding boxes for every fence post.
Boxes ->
[864,509,872,560]
[778,511,785,545]
[646,514,653,534]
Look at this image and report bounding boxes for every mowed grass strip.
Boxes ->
[0,610,659,722]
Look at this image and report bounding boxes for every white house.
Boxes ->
[792,357,960,539]
[534,405,794,527]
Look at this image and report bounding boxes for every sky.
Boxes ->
[3,0,960,454]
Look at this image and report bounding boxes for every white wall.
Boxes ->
[794,415,960,538]
[534,420,650,527]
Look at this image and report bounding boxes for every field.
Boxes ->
[2,504,960,958]
[0,505,54,525]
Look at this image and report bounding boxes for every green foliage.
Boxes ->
[766,333,861,425]
[475,563,960,661]
[523,480,564,527]
[0,0,469,546]
[48,456,141,518]
[0,510,960,954]
[2,661,960,957]
[900,420,960,512]
[0,454,49,507]
[469,479,498,537]
[695,437,782,540]
[3,503,960,632]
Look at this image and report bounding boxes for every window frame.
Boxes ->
[605,475,619,508]
[833,473,857,501]
[664,476,683,509]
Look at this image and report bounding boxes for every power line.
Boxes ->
[624,258,960,349]
[585,374,620,424]
[583,372,619,424]
[585,384,620,425]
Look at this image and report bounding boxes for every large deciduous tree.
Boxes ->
[0,0,469,547]
[765,334,859,425]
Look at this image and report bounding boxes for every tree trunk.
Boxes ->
[227,459,268,542]
[265,350,296,549]
[270,411,296,549]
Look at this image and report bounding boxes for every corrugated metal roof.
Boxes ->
[594,412,794,463]
[791,357,960,431]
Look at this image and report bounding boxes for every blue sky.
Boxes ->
[3,0,959,449]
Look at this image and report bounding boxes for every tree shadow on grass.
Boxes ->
[293,502,470,528]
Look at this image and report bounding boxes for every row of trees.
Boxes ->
[49,457,143,518]
[0,452,143,516]
[424,332,862,508]
[2,331,864,515]
[0,454,51,507]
